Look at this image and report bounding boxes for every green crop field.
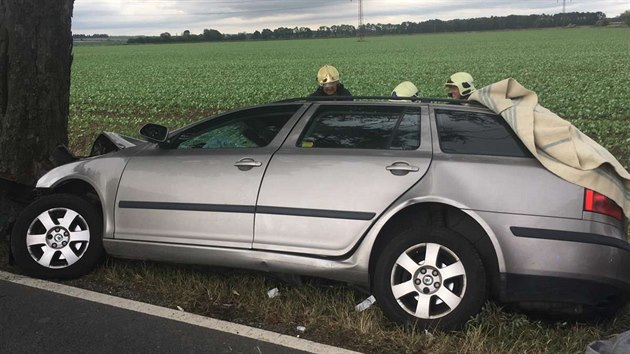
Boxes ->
[70,26,630,167]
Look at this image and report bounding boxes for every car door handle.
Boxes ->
[386,162,419,175]
[234,158,262,170]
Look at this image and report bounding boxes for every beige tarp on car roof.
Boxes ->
[469,78,630,218]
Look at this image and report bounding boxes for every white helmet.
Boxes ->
[391,81,419,98]
[445,72,476,97]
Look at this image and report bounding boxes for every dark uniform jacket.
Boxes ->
[309,84,353,100]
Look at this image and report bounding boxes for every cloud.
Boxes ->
[72,0,629,35]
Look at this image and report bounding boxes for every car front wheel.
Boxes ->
[373,227,487,330]
[11,194,103,279]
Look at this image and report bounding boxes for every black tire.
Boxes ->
[10,194,103,279]
[373,227,487,330]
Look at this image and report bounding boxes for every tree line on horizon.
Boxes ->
[120,11,623,44]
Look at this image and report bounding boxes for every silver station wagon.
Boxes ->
[10,98,630,330]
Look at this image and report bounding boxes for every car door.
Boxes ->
[254,103,432,256]
[114,104,305,248]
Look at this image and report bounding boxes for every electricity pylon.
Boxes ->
[351,0,364,41]
[558,0,572,13]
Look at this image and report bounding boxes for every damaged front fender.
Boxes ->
[89,132,146,157]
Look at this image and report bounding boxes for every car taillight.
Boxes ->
[584,189,623,221]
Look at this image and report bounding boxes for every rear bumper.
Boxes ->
[497,224,630,312]
[475,211,630,312]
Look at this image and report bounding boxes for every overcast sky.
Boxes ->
[73,0,630,36]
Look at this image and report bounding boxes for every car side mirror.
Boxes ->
[140,123,169,144]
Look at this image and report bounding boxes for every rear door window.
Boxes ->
[298,105,421,150]
[435,109,532,157]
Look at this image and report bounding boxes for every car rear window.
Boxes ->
[435,109,532,158]
[298,105,421,150]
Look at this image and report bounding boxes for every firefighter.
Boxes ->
[310,65,352,98]
[391,81,419,100]
[445,72,476,100]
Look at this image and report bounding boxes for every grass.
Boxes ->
[1,241,629,353]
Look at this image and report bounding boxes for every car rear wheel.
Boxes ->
[373,227,487,330]
[11,194,103,279]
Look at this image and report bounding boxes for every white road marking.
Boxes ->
[0,270,360,354]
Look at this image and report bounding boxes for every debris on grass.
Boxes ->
[355,295,376,312]
[267,287,280,298]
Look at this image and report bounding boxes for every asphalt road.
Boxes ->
[0,279,310,354]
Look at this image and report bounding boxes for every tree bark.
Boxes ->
[0,0,73,185]
[0,0,74,237]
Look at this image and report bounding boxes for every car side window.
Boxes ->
[174,105,299,149]
[435,109,532,157]
[297,106,421,150]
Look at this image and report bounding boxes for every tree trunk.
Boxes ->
[0,0,73,185]
[0,0,74,236]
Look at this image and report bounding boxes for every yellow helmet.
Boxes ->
[317,65,340,85]
[391,81,419,98]
[445,72,476,97]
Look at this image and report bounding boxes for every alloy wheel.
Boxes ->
[25,207,91,269]
[390,242,467,319]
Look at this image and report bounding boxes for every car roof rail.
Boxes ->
[275,95,485,107]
